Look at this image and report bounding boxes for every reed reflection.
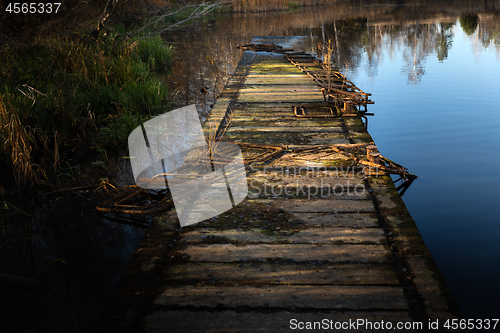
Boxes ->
[318,9,499,84]
[167,0,500,118]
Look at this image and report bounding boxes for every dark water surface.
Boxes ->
[169,0,500,321]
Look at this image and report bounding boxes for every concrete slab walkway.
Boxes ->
[96,44,461,333]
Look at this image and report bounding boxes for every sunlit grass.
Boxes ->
[0,33,173,185]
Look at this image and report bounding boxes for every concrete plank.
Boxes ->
[146,310,415,333]
[154,285,409,310]
[165,262,400,285]
[181,227,386,245]
[228,126,343,132]
[248,199,376,213]
[290,213,380,228]
[180,243,391,263]
[226,131,349,145]
[230,118,342,127]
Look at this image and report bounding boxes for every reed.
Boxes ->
[0,97,37,185]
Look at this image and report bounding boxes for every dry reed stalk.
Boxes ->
[206,106,235,165]
[0,97,38,185]
[53,130,60,169]
[323,40,334,87]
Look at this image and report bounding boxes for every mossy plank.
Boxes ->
[228,126,343,132]
[180,227,386,245]
[230,118,342,127]
[251,198,375,213]
[290,213,379,228]
[178,243,391,263]
[226,131,349,145]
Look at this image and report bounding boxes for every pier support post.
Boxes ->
[366,145,378,163]
[369,152,380,164]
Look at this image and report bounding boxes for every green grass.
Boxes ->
[287,1,300,12]
[0,32,173,185]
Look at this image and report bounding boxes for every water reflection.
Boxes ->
[393,174,417,197]
[167,1,500,121]
[460,13,479,35]
[436,22,454,61]
[323,12,499,84]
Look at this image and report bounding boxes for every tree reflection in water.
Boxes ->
[167,0,500,111]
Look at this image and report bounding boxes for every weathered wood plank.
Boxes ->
[230,118,342,127]
[154,285,409,310]
[247,199,376,213]
[290,213,380,228]
[181,227,386,245]
[180,243,391,263]
[165,262,400,285]
[146,310,415,333]
[226,130,350,145]
[228,126,344,132]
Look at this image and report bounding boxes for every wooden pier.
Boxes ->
[97,39,461,332]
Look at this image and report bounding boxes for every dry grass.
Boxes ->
[0,98,37,185]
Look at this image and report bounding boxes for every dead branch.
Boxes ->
[17,87,47,109]
[96,0,119,35]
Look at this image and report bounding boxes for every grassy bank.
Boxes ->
[0,32,172,186]
[0,0,231,188]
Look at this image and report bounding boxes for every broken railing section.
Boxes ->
[236,43,374,112]
[331,143,417,182]
[293,104,365,118]
[229,141,286,164]
[284,52,373,112]
[331,143,417,196]
[227,140,416,182]
[98,142,416,217]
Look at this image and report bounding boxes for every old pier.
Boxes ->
[97,37,460,332]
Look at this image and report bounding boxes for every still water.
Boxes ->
[169,1,500,321]
[346,16,500,320]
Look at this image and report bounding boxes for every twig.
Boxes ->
[22,84,47,97]
[96,0,118,35]
[17,87,47,109]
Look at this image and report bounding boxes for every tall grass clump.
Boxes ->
[0,97,37,184]
[0,33,173,186]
